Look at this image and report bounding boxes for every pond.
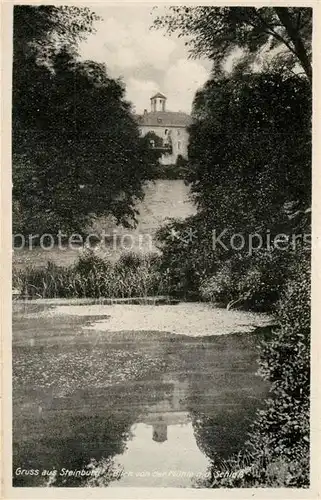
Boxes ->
[12,301,271,488]
[13,180,196,270]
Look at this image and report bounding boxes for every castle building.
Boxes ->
[137,92,191,165]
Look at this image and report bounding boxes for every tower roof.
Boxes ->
[150,92,167,100]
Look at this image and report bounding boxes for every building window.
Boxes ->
[177,141,181,150]
[157,118,162,123]
[177,130,180,136]
[165,129,168,135]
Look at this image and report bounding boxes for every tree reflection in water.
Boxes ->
[13,327,270,487]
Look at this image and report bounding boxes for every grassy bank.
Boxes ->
[13,250,169,299]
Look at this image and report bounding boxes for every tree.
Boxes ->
[187,72,311,235]
[153,7,312,81]
[13,6,100,65]
[155,71,311,307]
[140,131,165,166]
[13,6,153,236]
[153,8,311,486]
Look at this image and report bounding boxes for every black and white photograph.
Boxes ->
[5,1,315,492]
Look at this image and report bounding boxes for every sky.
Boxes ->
[78,5,212,114]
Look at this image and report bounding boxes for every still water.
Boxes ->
[13,302,271,488]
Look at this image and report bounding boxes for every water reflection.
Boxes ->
[13,307,269,487]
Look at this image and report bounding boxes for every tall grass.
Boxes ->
[13,250,170,299]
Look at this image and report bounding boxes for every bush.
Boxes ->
[204,250,310,488]
[157,215,298,310]
[201,453,309,488]
[200,249,295,311]
[199,263,236,305]
[156,215,219,299]
[248,253,310,468]
[116,251,146,270]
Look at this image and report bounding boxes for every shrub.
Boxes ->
[116,251,146,270]
[199,263,236,305]
[205,250,310,488]
[200,249,294,311]
[156,215,219,299]
[75,249,112,275]
[201,453,309,488]
[248,252,310,469]
[157,214,297,310]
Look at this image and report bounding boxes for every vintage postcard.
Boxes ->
[1,0,320,498]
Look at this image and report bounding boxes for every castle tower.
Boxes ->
[150,92,167,112]
[152,419,168,443]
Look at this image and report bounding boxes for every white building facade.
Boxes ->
[137,93,191,166]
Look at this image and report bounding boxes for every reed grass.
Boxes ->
[13,250,170,299]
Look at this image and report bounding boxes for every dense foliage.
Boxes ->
[153,7,312,81]
[250,253,310,470]
[188,73,311,226]
[13,6,154,237]
[13,5,312,488]
[153,7,311,487]
[204,254,310,487]
[156,72,311,310]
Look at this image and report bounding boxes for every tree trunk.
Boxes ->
[274,7,312,83]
